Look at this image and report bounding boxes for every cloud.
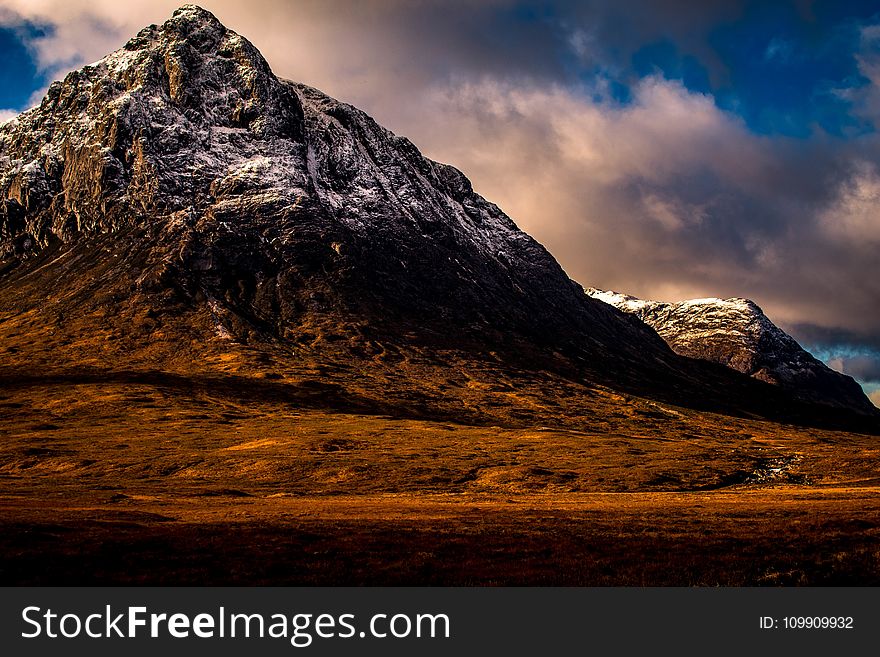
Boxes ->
[792,323,880,355]
[820,342,880,383]
[0,0,179,75]
[827,353,880,380]
[819,160,880,245]
[0,91,49,123]
[764,37,793,63]
[382,75,880,347]
[0,0,578,91]
[869,389,880,407]
[839,355,880,383]
[846,22,880,123]
[393,77,762,276]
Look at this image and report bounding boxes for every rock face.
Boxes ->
[586,289,875,414]
[0,5,875,427]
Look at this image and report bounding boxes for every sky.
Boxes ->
[0,0,879,406]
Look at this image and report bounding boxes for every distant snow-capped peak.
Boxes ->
[585,287,875,413]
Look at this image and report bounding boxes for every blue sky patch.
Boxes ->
[0,22,49,111]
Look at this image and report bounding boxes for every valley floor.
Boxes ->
[1,375,879,585]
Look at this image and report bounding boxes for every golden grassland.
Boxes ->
[1,375,879,585]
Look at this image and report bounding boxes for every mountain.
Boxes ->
[0,5,875,429]
[586,288,875,414]
[0,5,660,364]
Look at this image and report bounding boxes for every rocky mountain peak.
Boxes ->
[116,3,287,126]
[0,5,662,372]
[586,288,875,414]
[165,4,226,32]
[0,4,308,254]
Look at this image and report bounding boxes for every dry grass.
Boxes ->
[1,376,879,585]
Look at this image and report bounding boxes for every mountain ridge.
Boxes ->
[0,4,876,431]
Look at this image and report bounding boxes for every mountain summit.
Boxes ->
[586,288,875,414]
[0,4,654,358]
[0,5,875,428]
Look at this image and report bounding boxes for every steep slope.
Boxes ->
[0,5,875,429]
[586,288,874,414]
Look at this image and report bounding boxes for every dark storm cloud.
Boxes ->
[788,324,880,390]
[791,324,880,352]
[837,355,880,383]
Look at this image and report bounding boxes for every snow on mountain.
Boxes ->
[585,288,875,413]
[0,4,538,267]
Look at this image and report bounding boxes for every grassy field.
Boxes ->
[2,490,880,585]
[1,375,879,585]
